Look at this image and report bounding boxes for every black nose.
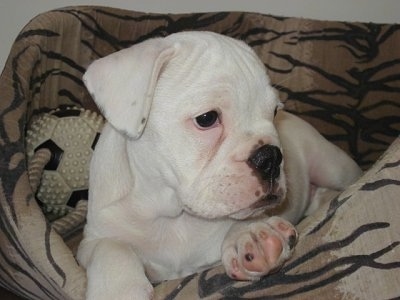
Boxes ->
[248,144,282,181]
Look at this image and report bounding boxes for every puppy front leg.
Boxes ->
[222,216,297,281]
[276,111,362,190]
[85,239,153,300]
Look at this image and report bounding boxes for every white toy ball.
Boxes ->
[26,106,104,218]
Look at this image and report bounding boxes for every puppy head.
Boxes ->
[84,31,286,220]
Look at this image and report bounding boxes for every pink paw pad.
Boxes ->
[223,216,297,281]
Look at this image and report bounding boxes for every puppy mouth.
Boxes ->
[229,189,284,220]
[252,178,284,208]
[250,193,281,209]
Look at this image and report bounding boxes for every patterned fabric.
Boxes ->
[0,6,399,299]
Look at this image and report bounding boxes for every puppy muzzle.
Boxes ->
[230,144,284,220]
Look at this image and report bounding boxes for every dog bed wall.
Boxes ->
[0,6,399,299]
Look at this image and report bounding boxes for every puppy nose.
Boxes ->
[248,145,282,180]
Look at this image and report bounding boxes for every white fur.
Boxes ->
[77,31,362,299]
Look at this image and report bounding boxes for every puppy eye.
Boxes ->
[195,110,220,129]
[274,106,278,117]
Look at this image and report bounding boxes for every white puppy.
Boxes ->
[77,31,362,299]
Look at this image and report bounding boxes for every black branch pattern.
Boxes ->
[1,7,399,300]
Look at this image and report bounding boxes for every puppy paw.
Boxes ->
[222,216,298,281]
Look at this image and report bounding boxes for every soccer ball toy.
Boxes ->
[26,106,104,218]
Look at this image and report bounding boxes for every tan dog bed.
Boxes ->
[0,6,399,299]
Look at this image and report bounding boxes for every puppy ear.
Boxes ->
[83,38,176,139]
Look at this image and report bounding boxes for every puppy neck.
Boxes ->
[127,140,184,219]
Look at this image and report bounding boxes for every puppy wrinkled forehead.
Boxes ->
[173,33,269,79]
[155,32,281,117]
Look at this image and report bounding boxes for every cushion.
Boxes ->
[0,6,399,299]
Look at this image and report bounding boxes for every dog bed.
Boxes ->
[0,6,399,299]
